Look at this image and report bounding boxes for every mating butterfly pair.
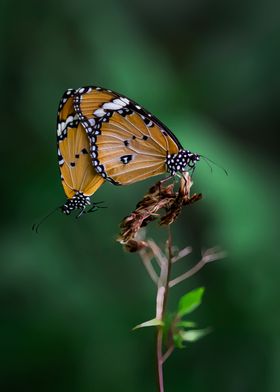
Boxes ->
[57,86,200,216]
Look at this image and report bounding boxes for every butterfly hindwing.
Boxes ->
[96,112,167,184]
[58,123,105,197]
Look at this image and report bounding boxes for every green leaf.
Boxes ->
[173,333,185,349]
[177,287,205,317]
[175,321,196,328]
[133,318,164,330]
[180,328,211,342]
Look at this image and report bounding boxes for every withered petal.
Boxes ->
[117,173,201,250]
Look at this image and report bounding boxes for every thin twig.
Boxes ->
[139,249,159,285]
[162,344,175,364]
[169,248,226,288]
[148,240,167,268]
[172,246,192,263]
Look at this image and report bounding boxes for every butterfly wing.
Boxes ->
[94,111,173,185]
[57,90,105,213]
[58,123,105,198]
[74,87,182,185]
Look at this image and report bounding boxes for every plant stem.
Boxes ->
[156,328,164,392]
[162,344,175,363]
[156,226,173,392]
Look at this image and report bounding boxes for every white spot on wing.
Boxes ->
[113,98,127,107]
[120,97,130,105]
[57,114,79,135]
[103,102,123,110]
[57,124,62,136]
[94,108,106,117]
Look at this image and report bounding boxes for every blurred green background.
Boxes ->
[1,0,279,390]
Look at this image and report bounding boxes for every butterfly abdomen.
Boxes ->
[61,192,91,215]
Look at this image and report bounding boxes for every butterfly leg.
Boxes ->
[182,166,196,178]
[157,175,174,192]
[87,202,107,214]
[76,207,87,219]
[160,174,173,185]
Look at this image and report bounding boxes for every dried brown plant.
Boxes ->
[116,172,225,392]
[117,172,202,252]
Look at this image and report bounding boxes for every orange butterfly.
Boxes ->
[72,86,200,186]
[57,86,200,216]
[57,89,105,216]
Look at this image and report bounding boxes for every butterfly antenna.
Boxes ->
[87,201,107,214]
[190,165,196,177]
[201,156,213,174]
[200,155,228,176]
[32,207,60,233]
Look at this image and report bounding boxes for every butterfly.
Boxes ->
[70,86,200,186]
[57,89,105,216]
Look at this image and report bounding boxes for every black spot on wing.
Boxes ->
[120,155,133,164]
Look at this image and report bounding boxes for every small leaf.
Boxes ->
[133,318,164,330]
[177,287,205,317]
[173,333,185,349]
[180,328,211,342]
[175,321,196,328]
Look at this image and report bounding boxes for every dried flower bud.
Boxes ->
[122,239,148,253]
[117,173,201,250]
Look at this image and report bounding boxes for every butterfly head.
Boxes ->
[166,150,200,175]
[187,151,200,168]
[61,191,91,216]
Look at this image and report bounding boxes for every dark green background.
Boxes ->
[1,0,279,391]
